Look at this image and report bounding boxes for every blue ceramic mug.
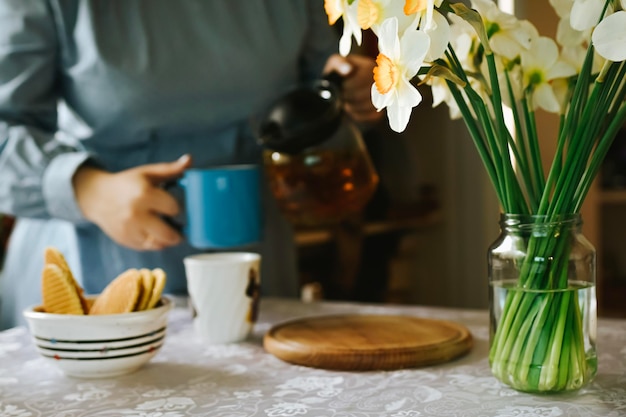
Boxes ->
[175,165,262,249]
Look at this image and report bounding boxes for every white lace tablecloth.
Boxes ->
[1,297,625,417]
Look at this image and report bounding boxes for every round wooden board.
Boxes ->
[263,314,473,371]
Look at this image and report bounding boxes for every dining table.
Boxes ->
[1,297,625,417]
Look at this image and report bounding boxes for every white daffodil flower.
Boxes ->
[356,0,415,36]
[403,0,444,31]
[551,78,572,112]
[429,76,463,119]
[549,0,573,18]
[423,13,473,118]
[371,17,430,132]
[447,12,493,109]
[560,44,605,74]
[550,0,589,47]
[570,0,608,31]
[325,0,344,25]
[592,11,626,62]
[521,36,577,113]
[556,15,589,47]
[471,0,538,60]
[561,45,588,72]
[424,10,451,63]
[448,13,478,70]
[325,0,362,56]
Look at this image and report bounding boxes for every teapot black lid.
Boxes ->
[257,74,344,154]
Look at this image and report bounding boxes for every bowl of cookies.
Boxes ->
[23,247,173,379]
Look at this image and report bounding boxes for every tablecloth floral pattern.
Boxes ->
[1,298,625,417]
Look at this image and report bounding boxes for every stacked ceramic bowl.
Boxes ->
[23,296,172,378]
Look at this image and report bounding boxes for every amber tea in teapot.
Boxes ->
[264,147,378,226]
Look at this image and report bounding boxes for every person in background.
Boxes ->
[0,1,381,329]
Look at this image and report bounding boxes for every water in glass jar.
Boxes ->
[489,280,598,392]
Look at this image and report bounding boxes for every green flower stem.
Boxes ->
[445,79,505,206]
[486,53,516,189]
[464,86,513,209]
[537,133,568,215]
[490,290,535,373]
[550,63,621,216]
[555,305,572,391]
[521,96,545,201]
[539,290,570,389]
[563,295,586,391]
[557,295,584,391]
[604,61,626,121]
[505,131,535,208]
[487,54,528,213]
[506,293,542,376]
[443,47,510,209]
[551,114,566,184]
[504,71,538,208]
[575,102,626,211]
[516,292,553,383]
[516,221,567,290]
[537,45,597,215]
[445,47,471,84]
[521,293,558,387]
[524,102,546,195]
[548,74,612,216]
[573,62,626,210]
[527,293,560,388]
[562,45,596,134]
[537,292,563,390]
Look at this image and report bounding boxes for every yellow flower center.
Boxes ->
[324,0,342,25]
[526,69,544,87]
[357,0,380,30]
[373,53,398,95]
[404,0,428,15]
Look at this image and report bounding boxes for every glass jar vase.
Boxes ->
[488,214,597,393]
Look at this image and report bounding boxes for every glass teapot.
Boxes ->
[257,73,379,227]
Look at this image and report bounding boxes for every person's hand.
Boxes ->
[323,53,383,124]
[73,154,193,251]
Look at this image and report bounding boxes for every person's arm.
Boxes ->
[0,1,91,222]
[0,2,189,251]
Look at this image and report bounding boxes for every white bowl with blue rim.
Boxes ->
[23,296,172,378]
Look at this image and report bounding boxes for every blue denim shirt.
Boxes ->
[0,0,337,328]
